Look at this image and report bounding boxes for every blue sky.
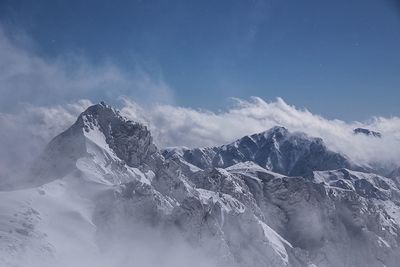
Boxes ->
[0,0,399,120]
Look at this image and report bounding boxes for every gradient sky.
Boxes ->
[0,0,399,120]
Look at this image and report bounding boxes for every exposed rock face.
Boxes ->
[354,128,382,138]
[220,162,400,267]
[1,103,400,267]
[390,166,400,179]
[81,102,159,167]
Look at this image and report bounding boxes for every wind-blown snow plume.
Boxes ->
[0,21,174,181]
[0,24,174,112]
[0,100,92,182]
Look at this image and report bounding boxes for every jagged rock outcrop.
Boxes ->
[223,163,400,266]
[354,128,382,138]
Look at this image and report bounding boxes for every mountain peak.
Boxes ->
[77,102,121,131]
[82,101,114,114]
[269,125,288,134]
[33,103,159,186]
[76,103,158,167]
[261,126,289,138]
[164,126,359,177]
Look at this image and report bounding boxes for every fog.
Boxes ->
[12,221,220,267]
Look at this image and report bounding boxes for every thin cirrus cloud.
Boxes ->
[0,24,175,113]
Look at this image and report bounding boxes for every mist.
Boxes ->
[11,220,220,267]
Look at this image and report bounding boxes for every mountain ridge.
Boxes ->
[162,125,367,178]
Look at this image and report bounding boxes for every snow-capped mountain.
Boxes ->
[1,102,400,267]
[162,126,365,177]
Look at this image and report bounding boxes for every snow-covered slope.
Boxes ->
[0,174,102,267]
[0,103,293,267]
[224,163,400,267]
[1,102,400,267]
